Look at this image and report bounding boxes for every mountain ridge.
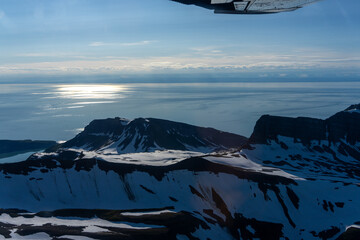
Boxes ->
[48,117,248,154]
[250,105,360,145]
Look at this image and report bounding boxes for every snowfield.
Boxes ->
[1,146,360,239]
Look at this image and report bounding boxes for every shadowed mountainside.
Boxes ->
[48,117,248,153]
[250,104,360,145]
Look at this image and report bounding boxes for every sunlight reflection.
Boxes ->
[53,84,129,99]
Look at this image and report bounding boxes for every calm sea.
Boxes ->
[0,82,359,141]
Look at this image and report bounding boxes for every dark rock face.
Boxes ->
[0,208,208,240]
[246,104,360,182]
[327,111,360,145]
[0,207,286,240]
[345,104,360,112]
[336,227,360,240]
[49,117,248,153]
[47,118,130,152]
[250,115,327,144]
[249,104,360,145]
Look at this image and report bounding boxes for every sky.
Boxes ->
[0,0,360,80]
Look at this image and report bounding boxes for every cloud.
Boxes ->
[16,52,78,57]
[121,40,155,46]
[89,42,107,47]
[2,48,360,76]
[88,40,156,47]
[191,46,224,56]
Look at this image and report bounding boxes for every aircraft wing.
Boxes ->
[172,0,320,14]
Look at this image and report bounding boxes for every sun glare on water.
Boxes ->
[55,84,129,100]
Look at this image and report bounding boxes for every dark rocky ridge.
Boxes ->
[250,104,360,145]
[48,117,248,153]
[0,207,285,240]
[0,149,295,186]
[345,103,360,112]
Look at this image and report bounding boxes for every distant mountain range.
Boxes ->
[0,105,359,240]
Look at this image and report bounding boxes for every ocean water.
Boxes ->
[0,82,359,141]
[0,151,41,163]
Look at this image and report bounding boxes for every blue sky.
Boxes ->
[0,0,359,80]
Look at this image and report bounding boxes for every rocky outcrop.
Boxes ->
[249,115,327,144]
[249,104,360,145]
[327,106,360,145]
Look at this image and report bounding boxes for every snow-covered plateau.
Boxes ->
[1,104,360,240]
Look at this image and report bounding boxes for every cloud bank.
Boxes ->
[1,48,359,77]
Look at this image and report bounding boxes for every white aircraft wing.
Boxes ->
[172,0,321,14]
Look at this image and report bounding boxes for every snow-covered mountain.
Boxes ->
[246,103,360,180]
[0,105,359,240]
[48,117,248,154]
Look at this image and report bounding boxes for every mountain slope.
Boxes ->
[1,147,359,240]
[245,104,360,180]
[48,117,247,154]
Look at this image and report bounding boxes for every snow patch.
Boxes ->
[0,214,151,230]
[205,153,304,180]
[71,148,204,166]
[120,210,176,216]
